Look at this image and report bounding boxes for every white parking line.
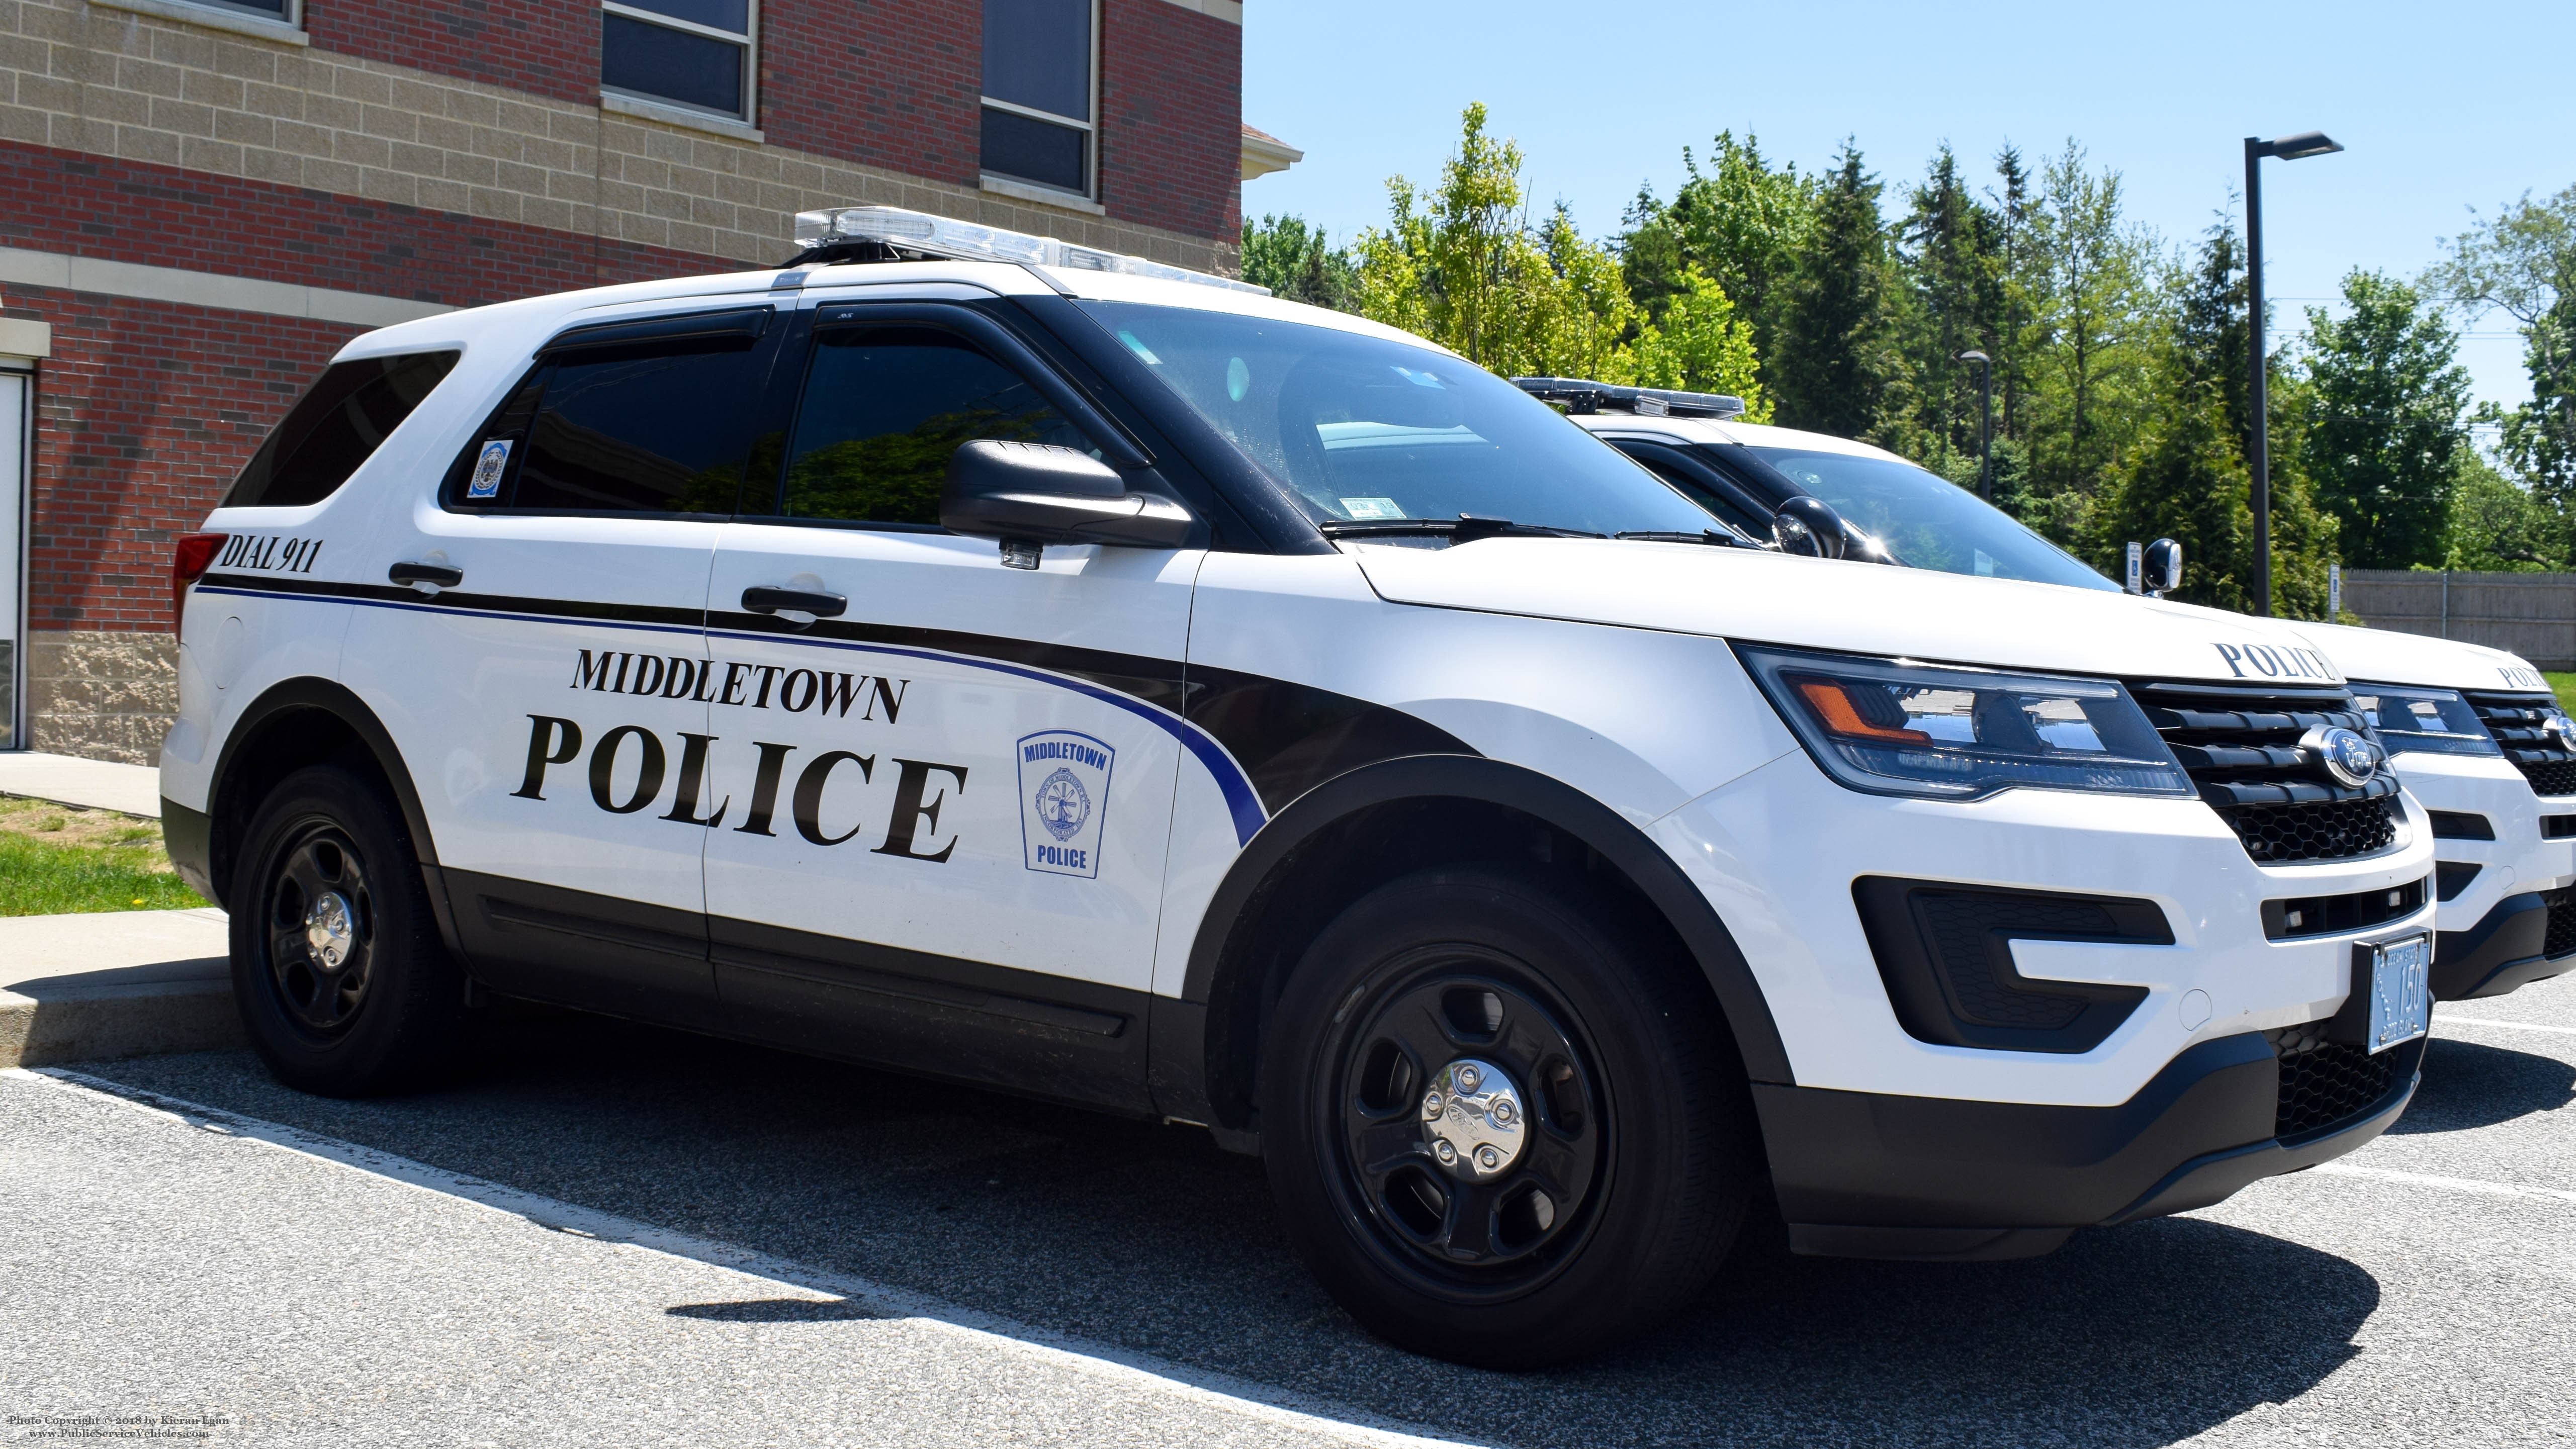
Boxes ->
[2437,1016,2576,1038]
[3,1066,1486,1449]
[2312,1162,2576,1206]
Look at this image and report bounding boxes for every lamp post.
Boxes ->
[1957,349,1993,502]
[2245,129,2343,616]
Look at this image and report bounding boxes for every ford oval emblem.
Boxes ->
[2301,725,2381,788]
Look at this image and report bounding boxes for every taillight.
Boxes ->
[173,533,228,633]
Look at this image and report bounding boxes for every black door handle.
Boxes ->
[741,586,847,618]
[389,562,464,588]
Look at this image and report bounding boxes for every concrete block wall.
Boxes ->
[2341,570,2576,672]
[27,629,178,764]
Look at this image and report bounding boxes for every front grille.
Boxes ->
[2135,681,2404,863]
[2545,888,2576,960]
[2267,1020,2400,1140]
[2462,690,2576,797]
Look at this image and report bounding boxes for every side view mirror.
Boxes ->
[1772,495,1848,560]
[2143,537,2183,596]
[940,440,1195,569]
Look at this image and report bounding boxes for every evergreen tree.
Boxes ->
[2301,270,2471,568]
[1240,215,1357,310]
[1990,145,2036,443]
[1614,134,1816,364]
[2018,142,2156,538]
[2090,218,2338,615]
[1886,145,2005,470]
[1770,141,1901,438]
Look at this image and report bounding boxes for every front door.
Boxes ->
[343,302,786,1025]
[699,300,1195,1105]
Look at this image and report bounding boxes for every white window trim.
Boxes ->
[87,0,310,47]
[979,0,1101,202]
[599,0,759,126]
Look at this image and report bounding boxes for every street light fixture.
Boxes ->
[2245,129,2344,617]
[1956,350,1993,502]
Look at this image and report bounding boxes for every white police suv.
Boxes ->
[1556,388,2576,1011]
[166,211,2435,1369]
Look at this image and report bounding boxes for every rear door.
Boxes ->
[343,303,788,1026]
[697,298,1198,1107]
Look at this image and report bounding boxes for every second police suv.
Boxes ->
[1551,388,2576,1009]
[168,208,2437,1369]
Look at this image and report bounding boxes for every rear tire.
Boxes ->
[1259,864,1757,1369]
[230,763,463,1096]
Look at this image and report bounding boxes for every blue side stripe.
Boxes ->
[201,584,1270,847]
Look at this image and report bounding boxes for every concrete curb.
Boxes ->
[0,974,244,1068]
[0,909,242,1068]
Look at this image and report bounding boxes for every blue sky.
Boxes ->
[1238,1,2573,418]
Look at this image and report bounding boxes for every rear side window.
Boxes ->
[225,351,459,509]
[450,316,774,515]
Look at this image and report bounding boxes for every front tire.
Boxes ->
[230,763,463,1096]
[1260,865,1757,1368]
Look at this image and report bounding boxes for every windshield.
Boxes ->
[1078,301,1717,537]
[1735,445,2121,592]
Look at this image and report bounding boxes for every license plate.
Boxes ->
[2365,933,2432,1053]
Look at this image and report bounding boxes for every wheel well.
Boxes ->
[1198,794,1714,1133]
[207,701,394,907]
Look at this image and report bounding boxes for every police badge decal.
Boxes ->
[467,438,512,499]
[1017,730,1114,878]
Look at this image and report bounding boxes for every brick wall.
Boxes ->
[8,283,355,631]
[0,0,1233,268]
[306,0,598,107]
[1100,0,1238,242]
[760,0,980,188]
[0,140,714,306]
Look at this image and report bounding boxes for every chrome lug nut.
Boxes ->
[1475,1145,1500,1171]
[1490,1098,1514,1124]
[1433,1139,1458,1164]
[1422,1092,1444,1120]
[1456,1064,1481,1092]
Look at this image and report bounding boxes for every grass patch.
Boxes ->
[2547,673,2576,712]
[0,795,209,917]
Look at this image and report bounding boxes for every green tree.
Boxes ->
[2430,185,2575,507]
[2090,217,2339,615]
[1606,266,1772,418]
[1614,133,1816,363]
[2017,142,2156,534]
[1353,104,1635,379]
[1883,144,2006,471]
[2300,270,2471,568]
[1769,141,1903,438]
[2446,454,2564,569]
[1240,214,1357,310]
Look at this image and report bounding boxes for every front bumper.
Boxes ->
[2433,888,2573,1000]
[1761,1027,2424,1260]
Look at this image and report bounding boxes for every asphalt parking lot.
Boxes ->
[4,981,2570,1447]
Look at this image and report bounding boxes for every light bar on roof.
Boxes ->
[792,205,1270,295]
[1512,376,1746,420]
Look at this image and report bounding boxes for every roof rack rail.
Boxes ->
[1512,376,1745,420]
[784,205,1270,295]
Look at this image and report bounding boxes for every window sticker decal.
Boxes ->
[1018,729,1113,878]
[468,439,512,499]
[1339,497,1404,520]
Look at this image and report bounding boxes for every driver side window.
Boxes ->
[767,324,1089,526]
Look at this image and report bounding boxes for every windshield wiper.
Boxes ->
[1318,515,1607,544]
[1614,529,1749,548]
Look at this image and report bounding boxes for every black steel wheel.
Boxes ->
[258,824,379,1037]
[1329,961,1607,1297]
[231,761,463,1096]
[1261,864,1758,1369]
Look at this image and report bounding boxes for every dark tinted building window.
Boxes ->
[465,336,770,515]
[602,0,751,118]
[226,350,459,509]
[773,325,1086,525]
[982,0,1092,196]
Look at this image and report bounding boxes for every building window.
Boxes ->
[602,0,756,121]
[982,0,1097,199]
[184,0,295,21]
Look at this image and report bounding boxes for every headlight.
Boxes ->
[2351,683,2501,758]
[1736,644,2194,801]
